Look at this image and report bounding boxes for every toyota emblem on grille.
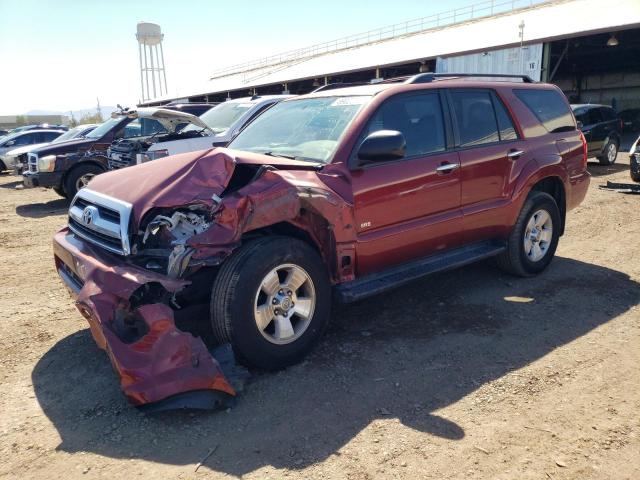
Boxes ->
[82,206,98,225]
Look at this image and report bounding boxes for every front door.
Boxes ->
[351,91,463,276]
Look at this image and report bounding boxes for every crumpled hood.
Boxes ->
[87,149,234,223]
[85,147,320,224]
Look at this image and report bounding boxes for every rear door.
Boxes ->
[447,88,530,242]
[351,90,463,275]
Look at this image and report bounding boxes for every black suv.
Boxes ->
[23,104,212,198]
[571,104,622,165]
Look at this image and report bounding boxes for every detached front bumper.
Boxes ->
[23,171,64,189]
[52,228,237,408]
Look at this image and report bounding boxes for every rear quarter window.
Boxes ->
[514,89,575,133]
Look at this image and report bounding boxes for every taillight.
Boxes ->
[620,119,624,131]
[579,131,588,169]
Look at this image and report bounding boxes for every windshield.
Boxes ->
[85,117,123,139]
[228,96,370,163]
[183,101,253,134]
[51,126,84,143]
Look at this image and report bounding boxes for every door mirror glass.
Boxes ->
[576,120,583,129]
[357,130,405,164]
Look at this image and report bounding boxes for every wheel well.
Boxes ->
[532,176,566,235]
[243,222,321,254]
[62,160,106,186]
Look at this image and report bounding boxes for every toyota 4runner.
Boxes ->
[53,73,590,409]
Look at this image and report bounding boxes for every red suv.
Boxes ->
[52,73,590,409]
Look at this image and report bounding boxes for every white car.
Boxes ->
[0,129,65,171]
[107,95,292,170]
[5,124,98,174]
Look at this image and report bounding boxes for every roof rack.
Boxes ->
[405,73,536,84]
[311,82,371,93]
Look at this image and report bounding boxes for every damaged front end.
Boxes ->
[54,147,354,410]
[53,230,245,410]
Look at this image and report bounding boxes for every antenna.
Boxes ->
[136,22,168,102]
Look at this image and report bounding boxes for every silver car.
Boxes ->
[0,129,65,171]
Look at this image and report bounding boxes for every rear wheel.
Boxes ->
[631,155,640,183]
[597,140,618,165]
[210,236,331,369]
[496,192,560,277]
[64,164,104,198]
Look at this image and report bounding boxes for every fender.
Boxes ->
[507,153,567,227]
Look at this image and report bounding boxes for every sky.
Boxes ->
[0,0,476,115]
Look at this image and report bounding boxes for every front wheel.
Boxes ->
[597,140,618,165]
[64,164,104,198]
[496,192,561,277]
[210,236,331,369]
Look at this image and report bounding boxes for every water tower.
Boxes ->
[136,22,168,102]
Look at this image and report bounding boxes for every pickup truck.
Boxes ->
[107,95,290,170]
[53,74,589,409]
[23,104,210,198]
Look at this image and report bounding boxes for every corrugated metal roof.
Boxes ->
[152,0,640,102]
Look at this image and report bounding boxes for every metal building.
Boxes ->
[140,0,640,110]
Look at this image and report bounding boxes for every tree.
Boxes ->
[15,115,27,126]
[77,112,104,125]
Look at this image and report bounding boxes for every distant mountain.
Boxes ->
[24,106,118,119]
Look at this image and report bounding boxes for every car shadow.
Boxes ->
[0,179,23,189]
[32,257,639,476]
[587,161,630,177]
[15,198,69,218]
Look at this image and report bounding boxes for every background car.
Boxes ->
[0,129,65,171]
[630,135,640,182]
[620,108,640,133]
[8,123,98,174]
[107,96,290,170]
[23,104,209,198]
[9,123,69,134]
[572,104,622,165]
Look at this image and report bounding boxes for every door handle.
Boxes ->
[436,162,460,173]
[507,149,524,159]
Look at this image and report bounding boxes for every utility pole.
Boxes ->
[96,97,103,122]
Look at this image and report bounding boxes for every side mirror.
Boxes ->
[357,130,406,165]
[576,120,584,129]
[5,140,15,147]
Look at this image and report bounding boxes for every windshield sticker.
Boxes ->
[330,97,369,107]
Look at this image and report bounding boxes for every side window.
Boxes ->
[599,108,616,122]
[588,108,603,125]
[122,120,142,138]
[139,118,167,136]
[14,134,33,146]
[450,91,500,147]
[365,93,446,157]
[514,88,575,133]
[574,108,588,125]
[493,95,518,141]
[42,132,61,142]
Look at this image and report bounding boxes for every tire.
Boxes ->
[64,164,104,198]
[211,236,331,370]
[631,155,640,183]
[597,139,618,165]
[53,186,67,198]
[496,191,561,277]
[0,160,6,172]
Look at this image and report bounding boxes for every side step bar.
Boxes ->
[335,240,506,303]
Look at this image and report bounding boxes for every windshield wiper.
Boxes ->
[263,151,299,160]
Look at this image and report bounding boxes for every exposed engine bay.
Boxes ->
[108,129,206,170]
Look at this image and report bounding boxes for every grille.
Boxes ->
[68,189,133,255]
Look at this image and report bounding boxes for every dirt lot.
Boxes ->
[0,156,638,480]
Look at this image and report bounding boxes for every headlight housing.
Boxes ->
[37,154,57,172]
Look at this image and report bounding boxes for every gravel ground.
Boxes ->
[0,156,638,479]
